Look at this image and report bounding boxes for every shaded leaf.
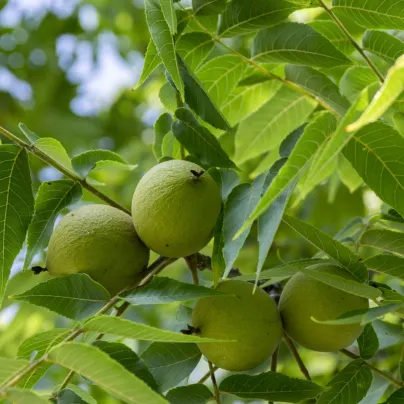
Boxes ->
[47,342,168,404]
[145,0,184,99]
[160,0,177,35]
[176,33,213,71]
[385,388,404,403]
[161,131,181,159]
[223,176,265,277]
[218,0,297,38]
[282,215,368,281]
[313,303,401,325]
[235,85,317,164]
[172,108,235,168]
[4,388,50,404]
[219,371,326,402]
[208,168,240,200]
[343,122,404,219]
[55,389,89,404]
[84,315,233,343]
[211,211,225,287]
[358,324,379,359]
[340,67,378,102]
[24,180,82,269]
[11,274,110,320]
[142,343,201,392]
[0,146,34,303]
[317,359,372,404]
[135,39,161,90]
[285,64,350,115]
[122,276,226,305]
[154,113,173,160]
[166,384,212,404]
[18,123,39,143]
[196,55,246,106]
[176,57,230,131]
[332,0,404,29]
[364,254,404,281]
[93,341,157,390]
[363,30,404,64]
[192,0,226,15]
[253,22,351,68]
[361,229,404,256]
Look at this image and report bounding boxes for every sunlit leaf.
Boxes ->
[145,0,184,99]
[219,371,326,402]
[364,254,404,281]
[47,342,168,404]
[142,343,201,392]
[4,388,50,404]
[363,30,404,64]
[24,180,82,269]
[317,359,372,404]
[34,138,73,172]
[11,274,110,320]
[218,0,297,37]
[153,113,173,160]
[0,146,34,304]
[0,357,29,385]
[176,32,213,71]
[160,0,177,35]
[340,67,378,102]
[135,39,161,90]
[253,22,351,68]
[192,0,226,15]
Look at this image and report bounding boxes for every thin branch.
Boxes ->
[317,0,384,83]
[0,256,176,391]
[0,125,130,214]
[197,365,218,384]
[268,347,279,404]
[340,349,404,387]
[283,334,311,381]
[178,5,339,117]
[185,255,199,285]
[208,360,221,404]
[56,370,75,392]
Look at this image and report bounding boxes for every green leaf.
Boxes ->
[0,357,29,385]
[400,362,404,381]
[142,343,201,392]
[223,176,265,277]
[192,0,225,15]
[385,388,404,403]
[160,0,177,35]
[256,159,293,280]
[218,0,297,38]
[347,55,404,132]
[175,57,230,131]
[18,123,40,143]
[160,82,178,112]
[166,385,212,404]
[340,67,378,103]
[84,315,234,343]
[364,254,404,281]
[47,342,168,404]
[253,22,351,68]
[161,131,181,159]
[282,215,368,282]
[11,274,110,320]
[0,146,34,303]
[245,112,337,230]
[361,229,404,256]
[196,55,246,106]
[363,30,404,64]
[332,0,404,29]
[285,65,350,115]
[176,33,213,71]
[317,359,372,404]
[134,39,161,90]
[313,303,401,325]
[309,20,355,54]
[219,371,326,402]
[222,80,282,127]
[145,0,184,100]
[358,324,379,359]
[24,180,82,269]
[122,276,226,305]
[93,341,157,390]
[343,122,404,219]
[154,113,173,160]
[4,388,50,404]
[34,138,73,172]
[338,155,363,193]
[172,108,235,168]
[55,389,89,404]
[208,168,240,200]
[297,266,380,300]
[211,211,225,287]
[71,149,128,178]
[235,85,317,164]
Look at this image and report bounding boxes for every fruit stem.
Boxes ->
[190,169,204,178]
[185,255,199,285]
[268,347,279,404]
[283,334,312,381]
[197,365,218,384]
[340,349,404,387]
[209,360,221,404]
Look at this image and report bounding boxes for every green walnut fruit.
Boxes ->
[47,204,150,295]
[279,264,369,352]
[192,280,283,371]
[132,160,222,258]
